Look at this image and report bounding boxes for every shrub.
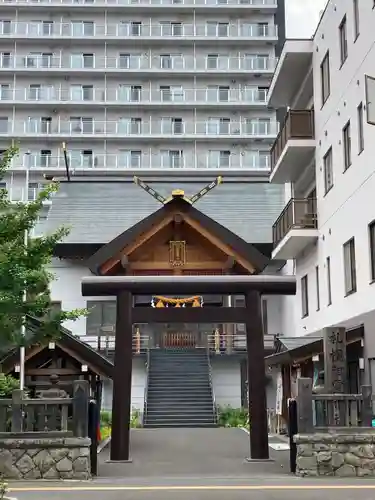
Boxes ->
[217,405,249,429]
[100,410,112,427]
[0,373,19,398]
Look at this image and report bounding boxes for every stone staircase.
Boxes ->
[143,348,217,428]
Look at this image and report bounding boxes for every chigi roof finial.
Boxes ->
[133,176,223,205]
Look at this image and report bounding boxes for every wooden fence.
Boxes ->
[0,380,89,437]
[296,377,373,433]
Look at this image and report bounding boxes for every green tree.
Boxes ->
[0,146,85,350]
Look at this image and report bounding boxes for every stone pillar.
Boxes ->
[110,290,133,462]
[245,290,269,460]
[323,327,347,426]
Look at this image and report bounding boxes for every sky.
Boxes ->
[285,0,328,38]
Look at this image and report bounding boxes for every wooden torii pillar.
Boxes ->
[82,275,296,462]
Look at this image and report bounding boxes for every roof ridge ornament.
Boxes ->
[133,176,223,205]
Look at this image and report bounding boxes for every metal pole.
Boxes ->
[19,151,30,392]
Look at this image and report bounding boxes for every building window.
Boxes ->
[301,275,309,318]
[343,121,351,170]
[369,221,375,282]
[326,256,332,305]
[320,51,330,105]
[315,265,320,311]
[343,238,357,295]
[323,147,333,193]
[357,102,364,153]
[339,16,348,65]
[86,300,116,335]
[353,0,360,39]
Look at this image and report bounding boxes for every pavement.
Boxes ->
[7,429,375,500]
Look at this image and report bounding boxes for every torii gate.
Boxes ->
[82,275,296,462]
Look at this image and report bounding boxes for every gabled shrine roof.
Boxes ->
[43,179,283,245]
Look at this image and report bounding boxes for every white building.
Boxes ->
[0,0,288,420]
[267,0,375,393]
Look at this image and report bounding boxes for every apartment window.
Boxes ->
[326,256,332,305]
[40,150,52,168]
[118,84,141,102]
[161,150,183,168]
[0,20,11,35]
[256,22,269,36]
[343,237,357,294]
[353,0,360,39]
[28,182,40,201]
[70,116,93,133]
[323,147,333,194]
[208,150,230,168]
[0,84,10,100]
[71,53,94,68]
[0,181,6,190]
[0,116,8,133]
[119,53,130,69]
[206,54,218,69]
[207,117,230,135]
[171,117,183,134]
[160,21,183,36]
[71,20,94,36]
[131,21,141,36]
[357,102,364,152]
[119,117,142,134]
[71,84,93,101]
[301,274,309,318]
[206,22,228,37]
[339,16,348,65]
[320,51,330,105]
[0,52,10,68]
[160,85,184,102]
[369,221,375,282]
[120,150,141,168]
[30,20,53,36]
[343,121,351,170]
[86,300,116,335]
[160,54,172,69]
[315,265,320,311]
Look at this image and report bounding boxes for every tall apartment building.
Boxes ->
[267,0,375,396]
[0,0,287,415]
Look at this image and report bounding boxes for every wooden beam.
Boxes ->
[82,275,297,296]
[181,213,255,274]
[25,368,81,376]
[100,215,174,275]
[132,307,248,324]
[111,290,133,462]
[129,261,226,271]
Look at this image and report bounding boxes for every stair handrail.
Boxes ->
[206,338,218,424]
[143,335,151,425]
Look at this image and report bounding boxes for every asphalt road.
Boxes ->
[9,479,375,500]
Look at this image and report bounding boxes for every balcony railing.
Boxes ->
[0,0,277,7]
[8,119,278,137]
[0,21,278,39]
[270,110,315,171]
[13,151,271,170]
[272,198,318,248]
[0,87,268,105]
[0,55,277,72]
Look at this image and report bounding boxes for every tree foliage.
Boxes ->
[0,146,85,349]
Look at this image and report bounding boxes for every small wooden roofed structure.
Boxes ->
[0,316,113,399]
